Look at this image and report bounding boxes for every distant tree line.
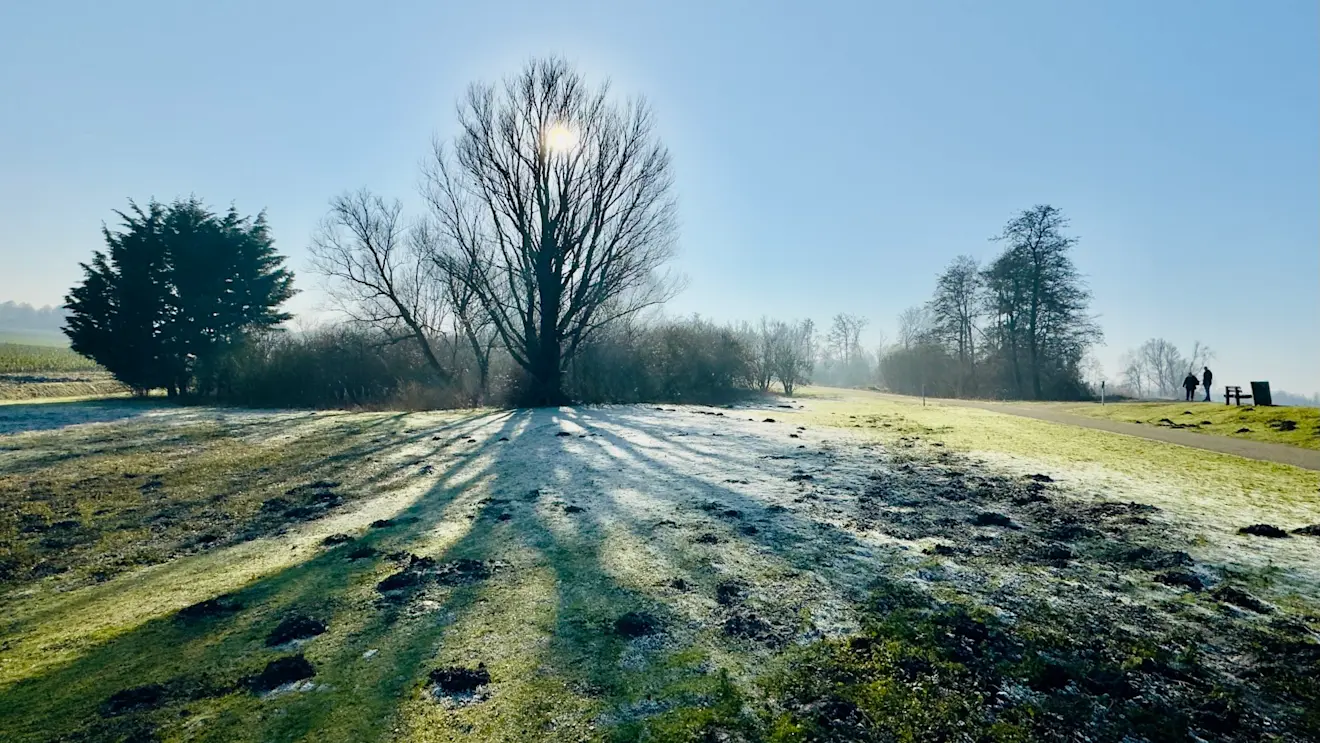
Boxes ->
[0,301,66,333]
[877,205,1102,400]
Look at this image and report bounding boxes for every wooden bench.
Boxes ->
[1224,385,1253,406]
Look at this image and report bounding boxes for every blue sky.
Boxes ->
[2,0,1316,394]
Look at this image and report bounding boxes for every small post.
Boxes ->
[922,383,926,407]
[1101,380,1105,406]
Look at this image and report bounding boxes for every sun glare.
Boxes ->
[545,124,578,153]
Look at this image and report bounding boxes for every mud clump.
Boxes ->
[788,472,815,482]
[924,544,957,556]
[429,665,490,695]
[101,684,168,716]
[435,558,491,586]
[720,509,742,519]
[1292,524,1320,536]
[615,610,662,637]
[369,519,395,529]
[247,655,315,693]
[740,525,760,536]
[346,545,378,561]
[722,611,779,644]
[972,511,1017,528]
[176,595,243,622]
[1268,420,1298,432]
[762,418,776,423]
[1213,586,1272,614]
[1155,571,1205,591]
[563,504,585,514]
[496,512,512,521]
[265,614,328,646]
[1235,427,1251,434]
[321,533,354,546]
[715,580,746,606]
[693,533,721,545]
[1026,473,1054,483]
[1238,524,1289,538]
[1115,545,1191,570]
[554,431,572,437]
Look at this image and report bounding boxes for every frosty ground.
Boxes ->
[1,391,1318,741]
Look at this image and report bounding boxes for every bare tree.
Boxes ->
[309,190,449,380]
[897,305,933,350]
[422,57,680,405]
[414,221,500,402]
[929,255,981,395]
[827,313,868,367]
[1136,338,1187,398]
[738,318,776,392]
[771,319,815,395]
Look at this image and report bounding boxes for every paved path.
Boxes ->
[930,398,1320,472]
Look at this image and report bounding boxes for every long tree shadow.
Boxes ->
[0,410,524,742]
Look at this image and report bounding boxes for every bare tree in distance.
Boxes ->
[738,318,776,392]
[771,319,815,395]
[309,190,450,380]
[929,255,982,395]
[422,57,681,405]
[827,313,869,368]
[897,305,933,350]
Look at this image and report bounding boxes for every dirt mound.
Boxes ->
[1238,524,1289,538]
[101,683,168,717]
[346,545,378,561]
[265,614,327,646]
[176,595,243,622]
[1213,586,1272,614]
[429,665,490,694]
[1154,571,1205,591]
[715,580,746,606]
[722,611,782,644]
[615,610,662,637]
[247,655,315,693]
[377,557,491,596]
[1268,420,1298,432]
[971,511,1016,528]
[1292,524,1320,536]
[322,533,354,546]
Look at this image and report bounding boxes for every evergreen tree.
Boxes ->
[64,198,295,396]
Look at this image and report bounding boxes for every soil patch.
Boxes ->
[176,595,243,622]
[246,655,315,693]
[1238,524,1290,538]
[614,611,662,638]
[265,614,328,646]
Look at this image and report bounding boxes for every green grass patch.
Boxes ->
[0,342,100,374]
[1062,400,1320,450]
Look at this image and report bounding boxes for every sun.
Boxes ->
[544,123,578,153]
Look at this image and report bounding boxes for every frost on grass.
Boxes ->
[2,400,1318,742]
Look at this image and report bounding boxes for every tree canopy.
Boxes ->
[63,198,295,396]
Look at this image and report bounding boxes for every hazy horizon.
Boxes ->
[3,0,1316,395]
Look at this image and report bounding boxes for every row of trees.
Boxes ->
[1117,338,1214,398]
[879,205,1101,400]
[60,58,1106,407]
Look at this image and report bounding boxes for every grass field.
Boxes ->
[1062,400,1320,450]
[0,342,101,374]
[0,342,126,401]
[1,392,1317,741]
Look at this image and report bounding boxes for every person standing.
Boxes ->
[1202,366,1213,402]
[1183,372,1199,402]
